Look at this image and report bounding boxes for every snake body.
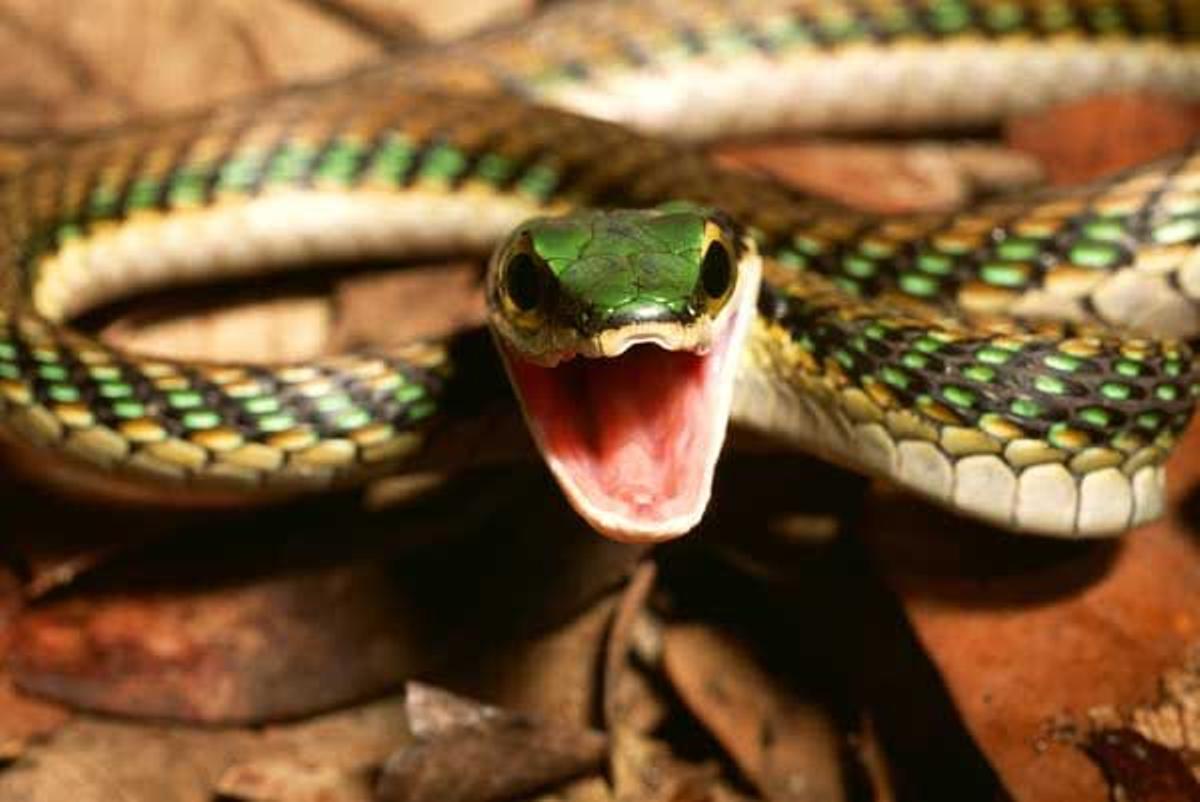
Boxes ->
[2,0,1200,538]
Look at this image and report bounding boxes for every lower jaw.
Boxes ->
[500,320,743,543]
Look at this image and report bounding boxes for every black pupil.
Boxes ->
[701,240,732,298]
[505,253,542,312]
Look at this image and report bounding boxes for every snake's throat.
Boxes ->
[505,335,736,542]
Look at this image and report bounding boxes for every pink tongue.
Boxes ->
[506,344,720,540]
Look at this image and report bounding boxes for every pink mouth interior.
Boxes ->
[505,335,731,541]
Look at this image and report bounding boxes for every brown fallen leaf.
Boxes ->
[714,141,1040,215]
[215,693,412,801]
[443,593,618,731]
[1086,729,1200,802]
[0,680,71,763]
[1006,94,1200,185]
[604,561,659,735]
[661,623,848,802]
[0,717,261,802]
[376,683,607,802]
[860,420,1200,802]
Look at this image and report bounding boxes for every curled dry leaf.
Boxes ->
[376,683,607,802]
[661,623,848,802]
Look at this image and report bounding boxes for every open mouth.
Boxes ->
[500,308,746,542]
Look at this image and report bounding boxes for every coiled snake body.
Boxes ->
[2,0,1200,540]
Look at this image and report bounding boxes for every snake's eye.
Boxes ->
[505,252,544,312]
[700,240,732,299]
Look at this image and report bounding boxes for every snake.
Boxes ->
[2,0,1200,542]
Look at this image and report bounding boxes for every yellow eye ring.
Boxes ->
[499,240,553,328]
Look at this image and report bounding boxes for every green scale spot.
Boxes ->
[406,401,436,421]
[1069,241,1121,269]
[266,145,316,185]
[257,413,296,433]
[1100,382,1133,401]
[1153,217,1200,245]
[761,17,811,46]
[929,0,971,33]
[517,164,559,200]
[369,136,417,184]
[0,342,15,360]
[419,144,468,183]
[942,385,976,409]
[244,396,280,415]
[817,11,862,39]
[1089,6,1125,32]
[834,350,856,370]
[314,140,363,185]
[1039,2,1075,31]
[1044,352,1082,372]
[962,364,995,383]
[1115,359,1143,377]
[216,153,265,193]
[708,28,754,56]
[37,364,67,382]
[0,363,17,380]
[774,248,807,269]
[48,384,79,403]
[995,239,1041,261]
[334,408,372,431]
[475,153,516,185]
[55,223,83,245]
[89,365,121,381]
[901,352,928,371]
[394,384,425,404]
[315,394,352,414]
[850,336,869,354]
[916,252,954,276]
[126,178,160,210]
[859,240,895,259]
[913,336,942,354]
[986,2,1025,31]
[32,349,58,363]
[1137,411,1163,430]
[1156,384,1180,401]
[842,254,876,279]
[168,390,203,409]
[183,410,221,430]
[1081,220,1127,242]
[864,323,888,340]
[980,262,1029,288]
[1035,375,1067,395]
[1165,360,1184,377]
[899,272,938,297]
[112,400,145,419]
[1078,407,1112,428]
[99,382,133,399]
[792,235,824,256]
[880,366,910,390]
[833,277,861,297]
[88,185,120,217]
[977,347,1012,366]
[167,168,209,206]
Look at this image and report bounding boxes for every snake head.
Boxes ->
[487,204,762,543]
[488,203,748,365]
